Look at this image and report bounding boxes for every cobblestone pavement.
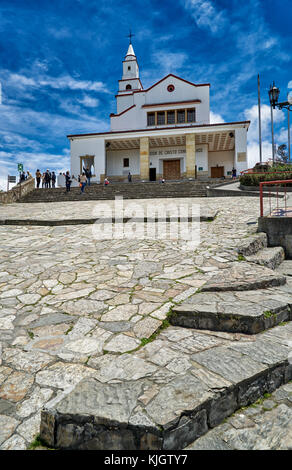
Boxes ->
[0,198,216,221]
[0,196,291,449]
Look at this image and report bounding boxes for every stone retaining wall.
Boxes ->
[0,178,35,204]
[258,216,292,258]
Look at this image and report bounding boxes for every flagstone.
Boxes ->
[17,294,41,305]
[105,334,140,353]
[0,371,34,402]
[0,415,20,445]
[2,349,54,373]
[101,304,138,322]
[133,317,162,339]
[16,387,53,418]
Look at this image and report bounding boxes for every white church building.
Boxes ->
[68,42,250,183]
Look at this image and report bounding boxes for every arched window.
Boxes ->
[126,84,132,90]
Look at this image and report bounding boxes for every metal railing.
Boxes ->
[259,179,292,217]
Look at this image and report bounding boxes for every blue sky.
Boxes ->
[0,0,291,188]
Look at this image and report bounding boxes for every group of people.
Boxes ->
[19,171,33,183]
[64,167,92,194]
[35,169,56,189]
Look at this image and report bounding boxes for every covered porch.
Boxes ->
[104,127,241,182]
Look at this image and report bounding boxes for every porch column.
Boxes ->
[140,136,149,180]
[186,134,196,178]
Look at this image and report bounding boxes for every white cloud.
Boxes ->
[184,0,227,35]
[210,111,225,124]
[244,103,287,167]
[244,104,285,142]
[5,71,109,94]
[152,51,187,75]
[247,140,274,168]
[77,96,99,107]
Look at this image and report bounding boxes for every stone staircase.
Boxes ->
[39,233,292,450]
[19,180,216,203]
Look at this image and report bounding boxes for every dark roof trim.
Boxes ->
[110,104,136,118]
[67,121,251,138]
[142,99,201,108]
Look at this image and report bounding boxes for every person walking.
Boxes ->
[79,172,87,194]
[35,169,41,188]
[51,171,56,188]
[65,171,72,192]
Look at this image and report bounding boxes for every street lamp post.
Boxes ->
[268,82,292,165]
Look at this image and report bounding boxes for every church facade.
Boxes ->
[68,43,250,183]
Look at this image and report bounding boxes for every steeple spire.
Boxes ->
[116,34,142,103]
[125,30,136,59]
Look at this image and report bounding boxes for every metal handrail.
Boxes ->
[259,179,292,216]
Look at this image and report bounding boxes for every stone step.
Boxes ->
[171,287,292,334]
[39,322,292,450]
[246,247,285,270]
[185,382,292,450]
[237,233,267,256]
[276,260,292,277]
[200,262,286,292]
[19,181,210,203]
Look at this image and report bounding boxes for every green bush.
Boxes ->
[240,171,292,187]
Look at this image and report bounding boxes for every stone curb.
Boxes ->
[0,214,217,226]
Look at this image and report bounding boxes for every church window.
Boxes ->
[167,111,175,124]
[128,66,131,70]
[187,108,196,123]
[167,84,175,92]
[177,110,185,123]
[126,84,132,90]
[147,113,155,126]
[123,158,129,167]
[157,112,165,125]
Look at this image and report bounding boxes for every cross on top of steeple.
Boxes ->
[127,30,135,45]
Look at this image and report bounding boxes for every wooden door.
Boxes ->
[163,160,181,180]
[211,166,224,178]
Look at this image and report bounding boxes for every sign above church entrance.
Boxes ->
[150,148,186,157]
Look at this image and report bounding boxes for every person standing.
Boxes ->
[79,172,87,194]
[128,172,132,182]
[44,170,50,188]
[83,167,91,186]
[65,171,72,192]
[35,169,41,188]
[51,171,56,188]
[232,167,237,179]
[42,172,45,188]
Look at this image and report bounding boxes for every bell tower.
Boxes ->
[118,36,143,95]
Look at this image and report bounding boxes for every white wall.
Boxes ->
[116,94,134,114]
[208,150,235,177]
[195,144,208,173]
[235,128,248,173]
[106,149,140,175]
[70,137,106,183]
[112,76,210,132]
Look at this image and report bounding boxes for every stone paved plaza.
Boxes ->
[0,196,291,450]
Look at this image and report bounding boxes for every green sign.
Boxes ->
[18,163,23,172]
